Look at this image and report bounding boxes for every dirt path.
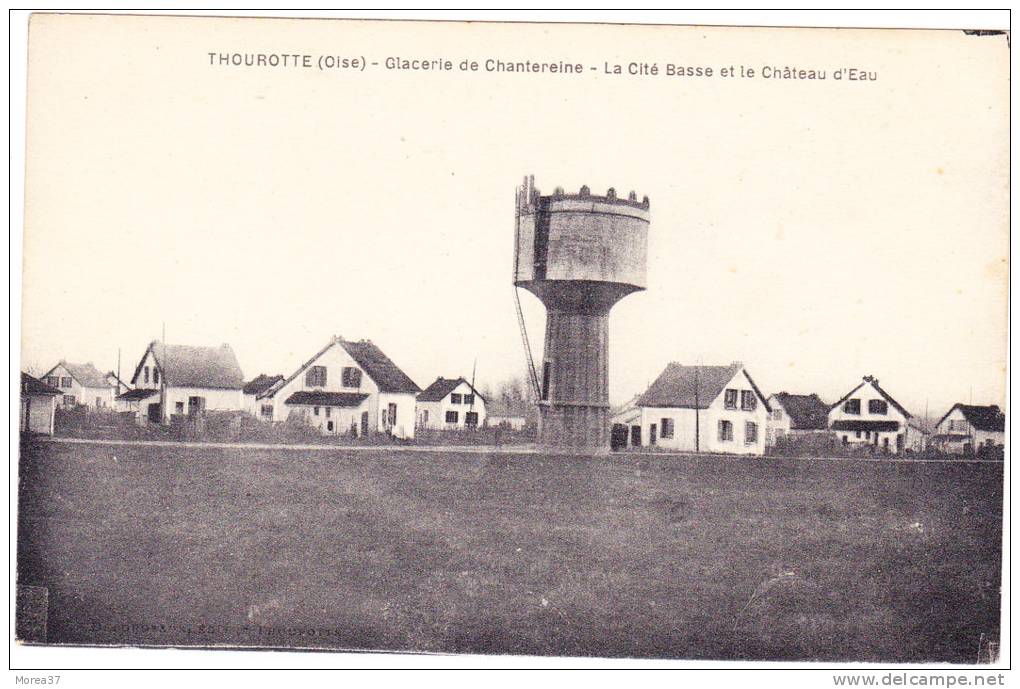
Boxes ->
[34,436,539,454]
[31,436,1001,463]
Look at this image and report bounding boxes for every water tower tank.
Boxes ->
[513,175,650,451]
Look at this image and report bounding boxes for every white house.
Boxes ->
[256,336,420,439]
[486,401,529,431]
[828,375,913,454]
[610,394,642,450]
[105,371,132,397]
[765,392,830,448]
[634,362,771,455]
[243,374,284,414]
[933,404,1005,455]
[116,341,245,422]
[416,377,486,430]
[20,372,61,435]
[42,361,118,410]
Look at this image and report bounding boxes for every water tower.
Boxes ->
[513,175,650,451]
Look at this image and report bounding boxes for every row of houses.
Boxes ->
[20,335,529,438]
[611,362,1005,456]
[19,343,1004,456]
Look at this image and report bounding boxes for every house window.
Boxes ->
[306,365,327,387]
[327,421,334,432]
[143,367,150,384]
[153,369,160,385]
[844,399,861,415]
[446,410,459,423]
[46,376,59,388]
[856,430,861,439]
[724,389,738,410]
[341,367,362,387]
[388,403,397,426]
[188,396,205,414]
[175,401,184,413]
[63,395,76,406]
[745,421,758,444]
[422,410,429,425]
[740,391,757,411]
[451,393,463,404]
[718,420,733,441]
[464,394,475,405]
[949,419,968,432]
[465,411,479,427]
[865,431,871,440]
[96,397,103,407]
[842,435,848,445]
[260,404,273,417]
[61,376,72,388]
[660,418,674,439]
[771,409,783,420]
[313,406,320,416]
[325,407,332,418]
[868,399,888,415]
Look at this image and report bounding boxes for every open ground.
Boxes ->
[16,439,1001,661]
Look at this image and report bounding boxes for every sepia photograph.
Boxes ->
[10,9,1010,679]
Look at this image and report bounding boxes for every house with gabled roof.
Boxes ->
[243,374,284,415]
[765,392,830,448]
[104,371,132,397]
[42,360,119,409]
[116,341,245,423]
[20,372,62,435]
[827,375,917,454]
[609,393,643,450]
[416,377,486,430]
[634,362,771,455]
[933,403,1005,455]
[487,399,530,431]
[256,335,420,439]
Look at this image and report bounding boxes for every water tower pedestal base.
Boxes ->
[536,308,611,452]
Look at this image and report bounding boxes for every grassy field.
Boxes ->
[17,439,1002,661]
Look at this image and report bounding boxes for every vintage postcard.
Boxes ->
[13,12,1008,668]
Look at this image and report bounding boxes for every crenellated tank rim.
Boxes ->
[519,177,650,211]
[546,185,649,210]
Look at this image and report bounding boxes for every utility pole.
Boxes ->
[161,323,168,424]
[694,363,700,453]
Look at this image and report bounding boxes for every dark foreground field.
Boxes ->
[17,440,1002,662]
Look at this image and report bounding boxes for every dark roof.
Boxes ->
[21,372,62,396]
[636,362,770,411]
[831,376,911,419]
[131,342,245,389]
[116,388,159,401]
[285,391,369,407]
[831,420,901,432]
[936,404,1005,433]
[265,337,420,400]
[338,339,420,394]
[43,361,110,388]
[417,376,485,402]
[773,392,829,430]
[243,374,284,396]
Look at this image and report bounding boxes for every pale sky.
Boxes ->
[20,15,1009,417]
